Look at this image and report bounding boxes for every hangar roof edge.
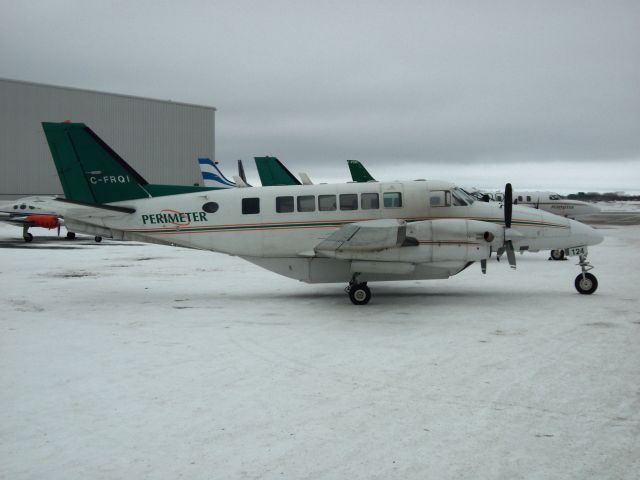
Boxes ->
[0,77,217,112]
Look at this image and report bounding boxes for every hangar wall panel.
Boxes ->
[0,78,215,198]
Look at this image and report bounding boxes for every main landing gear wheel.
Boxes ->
[348,283,371,305]
[94,236,103,243]
[575,272,598,295]
[66,231,76,240]
[23,232,33,243]
[550,249,565,261]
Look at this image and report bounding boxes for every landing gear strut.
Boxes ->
[22,226,33,243]
[574,253,598,294]
[345,275,371,305]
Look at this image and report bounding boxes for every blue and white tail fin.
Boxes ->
[198,158,236,188]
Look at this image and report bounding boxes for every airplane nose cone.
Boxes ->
[586,203,601,215]
[570,220,604,246]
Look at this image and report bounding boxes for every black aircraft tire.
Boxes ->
[23,233,33,243]
[550,249,565,261]
[66,231,76,240]
[349,284,371,305]
[575,273,598,295]
[95,236,103,243]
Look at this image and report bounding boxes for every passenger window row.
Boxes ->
[242,192,402,214]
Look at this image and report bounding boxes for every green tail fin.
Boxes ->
[42,122,152,203]
[254,156,301,186]
[347,160,376,182]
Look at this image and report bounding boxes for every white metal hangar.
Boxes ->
[0,78,216,199]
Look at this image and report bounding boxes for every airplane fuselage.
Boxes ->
[63,180,603,284]
[491,191,600,218]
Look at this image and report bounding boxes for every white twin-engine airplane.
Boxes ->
[38,122,603,304]
[486,190,600,219]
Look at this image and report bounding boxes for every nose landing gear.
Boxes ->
[574,253,598,294]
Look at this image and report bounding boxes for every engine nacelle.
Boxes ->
[405,219,503,262]
[25,214,59,230]
[322,219,502,265]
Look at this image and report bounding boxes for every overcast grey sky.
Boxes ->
[1,0,639,191]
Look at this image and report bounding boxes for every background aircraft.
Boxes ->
[0,198,67,242]
[198,158,236,188]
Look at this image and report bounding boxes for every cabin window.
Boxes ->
[202,202,219,213]
[495,194,503,202]
[340,194,358,210]
[430,191,450,207]
[518,196,523,202]
[297,195,315,212]
[383,192,402,208]
[242,197,260,214]
[13,205,18,209]
[20,204,26,210]
[361,193,379,210]
[526,195,532,202]
[276,196,294,213]
[318,195,337,211]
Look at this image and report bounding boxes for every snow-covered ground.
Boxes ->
[1,222,639,479]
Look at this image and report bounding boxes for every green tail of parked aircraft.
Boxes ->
[254,156,376,186]
[254,156,301,186]
[42,122,221,205]
[347,159,377,183]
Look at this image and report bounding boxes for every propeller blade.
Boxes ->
[481,259,487,274]
[57,224,61,237]
[504,183,513,229]
[506,241,517,269]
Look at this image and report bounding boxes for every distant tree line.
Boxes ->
[566,192,640,201]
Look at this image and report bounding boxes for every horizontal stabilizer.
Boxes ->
[55,197,136,214]
[10,196,135,219]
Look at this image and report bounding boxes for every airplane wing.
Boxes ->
[314,219,408,253]
[0,214,35,227]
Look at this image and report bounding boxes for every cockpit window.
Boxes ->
[549,194,561,200]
